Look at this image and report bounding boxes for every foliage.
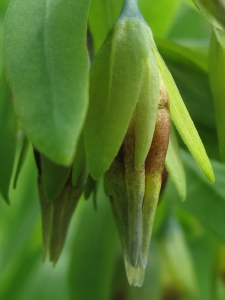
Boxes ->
[1,0,225,299]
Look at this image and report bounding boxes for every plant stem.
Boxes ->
[121,0,140,18]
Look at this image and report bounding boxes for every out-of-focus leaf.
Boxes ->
[165,126,186,201]
[88,0,123,53]
[4,0,91,165]
[157,218,198,298]
[85,19,152,179]
[154,47,214,183]
[68,183,118,300]
[13,133,29,189]
[139,0,180,37]
[193,0,225,31]
[168,150,225,245]
[188,234,215,300]
[209,31,225,162]
[0,71,17,203]
[214,28,225,49]
[41,155,71,202]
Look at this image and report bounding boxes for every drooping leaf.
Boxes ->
[38,177,53,261]
[156,39,215,130]
[85,18,152,179]
[209,31,225,162]
[41,155,71,202]
[165,126,186,201]
[0,71,17,203]
[193,0,225,31]
[139,0,180,37]
[4,0,91,166]
[13,133,29,189]
[88,0,123,53]
[49,177,84,264]
[168,150,225,245]
[153,47,215,183]
[135,49,159,169]
[72,134,85,187]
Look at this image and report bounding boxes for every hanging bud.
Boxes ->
[86,0,214,286]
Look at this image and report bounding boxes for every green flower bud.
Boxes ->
[86,0,214,286]
[84,0,159,180]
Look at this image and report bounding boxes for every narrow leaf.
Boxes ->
[50,180,83,264]
[165,126,186,201]
[72,135,85,187]
[4,0,91,165]
[193,0,225,31]
[135,50,160,169]
[41,155,71,202]
[209,31,225,162]
[38,176,53,261]
[153,47,215,183]
[13,133,29,189]
[0,71,17,203]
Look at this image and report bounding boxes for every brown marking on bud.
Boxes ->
[145,77,170,176]
[145,107,170,175]
[140,80,170,267]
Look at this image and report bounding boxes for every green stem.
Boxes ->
[120,0,141,18]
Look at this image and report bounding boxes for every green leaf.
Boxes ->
[4,0,91,166]
[209,31,225,162]
[41,155,71,202]
[157,218,198,297]
[193,0,225,31]
[0,71,17,203]
[139,0,180,37]
[13,133,29,189]
[135,49,159,169]
[68,183,118,300]
[85,18,152,179]
[72,135,85,187]
[168,151,225,245]
[165,126,186,201]
[88,0,123,53]
[156,39,215,130]
[38,177,52,261]
[153,47,215,183]
[49,179,83,264]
